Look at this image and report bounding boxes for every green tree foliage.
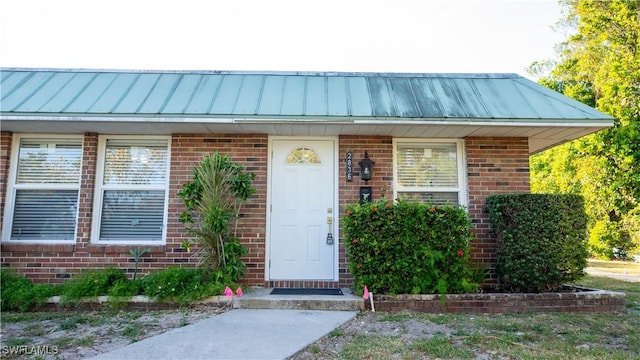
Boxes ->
[530,0,640,258]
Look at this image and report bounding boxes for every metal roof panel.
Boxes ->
[366,77,394,117]
[113,73,161,113]
[66,73,118,113]
[0,69,613,125]
[388,78,420,117]
[1,71,32,102]
[280,76,305,115]
[210,75,244,114]
[346,77,372,116]
[183,75,222,113]
[233,75,263,115]
[304,76,327,116]
[161,74,202,113]
[258,76,285,115]
[327,77,349,116]
[410,78,443,117]
[4,72,55,111]
[137,73,181,113]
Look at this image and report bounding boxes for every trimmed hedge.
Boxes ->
[486,194,588,292]
[342,199,481,295]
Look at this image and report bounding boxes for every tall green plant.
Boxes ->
[178,153,254,280]
[342,199,480,295]
[487,194,588,293]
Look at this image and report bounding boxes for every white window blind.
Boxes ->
[103,141,168,185]
[397,143,458,187]
[95,138,169,243]
[8,138,82,241]
[99,190,165,240]
[395,141,463,206]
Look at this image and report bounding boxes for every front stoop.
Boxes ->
[234,288,364,311]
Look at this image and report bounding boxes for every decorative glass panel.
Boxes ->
[16,140,82,184]
[286,148,321,164]
[99,190,164,241]
[103,140,168,185]
[11,189,78,240]
[397,143,457,187]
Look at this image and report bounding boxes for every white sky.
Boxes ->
[0,0,567,79]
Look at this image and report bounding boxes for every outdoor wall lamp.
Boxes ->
[359,150,375,184]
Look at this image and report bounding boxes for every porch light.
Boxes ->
[359,150,375,184]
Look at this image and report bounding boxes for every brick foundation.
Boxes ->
[369,288,626,314]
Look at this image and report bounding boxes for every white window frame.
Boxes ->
[91,135,170,245]
[2,134,83,244]
[393,138,467,206]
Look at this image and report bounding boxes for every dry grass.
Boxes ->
[587,259,640,275]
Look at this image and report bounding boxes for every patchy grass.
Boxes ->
[587,259,640,275]
[293,275,640,360]
[575,275,640,311]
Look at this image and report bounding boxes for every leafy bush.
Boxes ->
[140,267,226,303]
[342,199,480,295]
[486,194,588,292]
[62,267,130,301]
[1,270,58,311]
[2,266,233,311]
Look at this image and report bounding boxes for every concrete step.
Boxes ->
[234,288,364,311]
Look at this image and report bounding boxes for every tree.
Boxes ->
[530,0,639,259]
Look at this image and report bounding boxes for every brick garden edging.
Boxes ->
[368,287,626,314]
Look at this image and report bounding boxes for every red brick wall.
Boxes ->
[1,133,531,287]
[169,134,268,286]
[1,133,268,284]
[466,137,530,284]
[338,136,394,287]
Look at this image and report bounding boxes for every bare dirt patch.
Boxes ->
[1,305,225,360]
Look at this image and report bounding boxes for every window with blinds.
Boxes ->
[7,138,82,241]
[94,138,169,243]
[394,140,464,206]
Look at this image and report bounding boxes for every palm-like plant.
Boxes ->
[178,153,255,278]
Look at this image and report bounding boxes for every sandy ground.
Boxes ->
[0,306,225,360]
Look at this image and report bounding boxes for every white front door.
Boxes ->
[269,139,336,280]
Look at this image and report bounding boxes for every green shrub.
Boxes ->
[140,267,226,303]
[107,279,144,297]
[1,270,58,312]
[61,267,129,301]
[486,193,588,292]
[342,199,480,295]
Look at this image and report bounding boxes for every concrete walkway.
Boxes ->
[585,268,640,283]
[90,309,357,360]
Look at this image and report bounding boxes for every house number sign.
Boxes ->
[346,151,353,182]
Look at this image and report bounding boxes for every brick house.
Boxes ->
[0,68,613,288]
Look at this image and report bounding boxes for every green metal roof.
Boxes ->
[0,68,613,153]
[1,68,611,120]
